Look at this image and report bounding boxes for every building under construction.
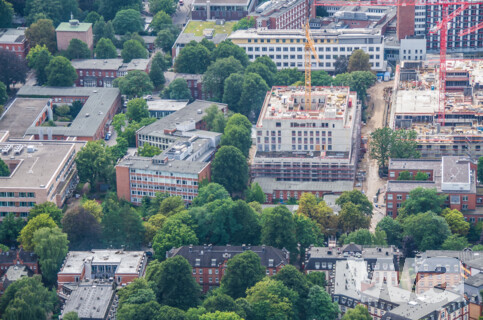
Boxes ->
[251,86,361,202]
[390,60,483,159]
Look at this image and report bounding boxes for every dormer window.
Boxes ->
[195,259,200,267]
[268,259,274,267]
[211,259,216,267]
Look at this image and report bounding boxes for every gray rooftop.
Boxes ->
[71,59,123,70]
[442,157,470,184]
[0,28,26,44]
[61,283,115,319]
[194,0,250,5]
[18,86,121,138]
[0,98,49,138]
[334,259,368,300]
[361,284,412,305]
[2,265,32,282]
[176,32,228,45]
[465,273,483,287]
[253,177,354,194]
[388,158,440,171]
[125,59,150,71]
[147,99,189,111]
[0,141,84,189]
[117,155,210,175]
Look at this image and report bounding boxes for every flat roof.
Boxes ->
[0,28,25,44]
[334,259,367,299]
[117,156,210,175]
[0,141,84,189]
[56,21,92,32]
[194,0,250,4]
[388,158,440,171]
[394,90,439,115]
[147,99,189,111]
[18,86,120,138]
[253,177,354,193]
[229,27,383,40]
[62,283,114,319]
[71,59,123,70]
[0,98,49,138]
[59,250,146,275]
[125,59,150,71]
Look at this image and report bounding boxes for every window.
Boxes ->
[387,194,393,200]
[389,172,395,178]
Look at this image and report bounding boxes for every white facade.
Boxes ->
[399,38,426,61]
[229,28,386,72]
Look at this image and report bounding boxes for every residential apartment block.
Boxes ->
[71,59,150,88]
[228,28,386,72]
[56,19,93,51]
[251,86,360,202]
[0,28,28,58]
[0,141,83,219]
[191,0,257,20]
[249,0,310,29]
[166,245,289,292]
[57,250,148,288]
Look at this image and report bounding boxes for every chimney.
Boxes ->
[207,1,211,19]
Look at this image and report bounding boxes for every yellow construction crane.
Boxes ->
[304,21,321,111]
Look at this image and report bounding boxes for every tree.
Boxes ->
[113,9,143,35]
[341,229,387,246]
[307,285,339,320]
[442,208,470,236]
[246,62,274,87]
[95,38,117,59]
[102,199,145,249]
[65,39,91,60]
[0,0,13,28]
[348,49,371,72]
[157,306,187,320]
[338,202,370,233]
[63,312,80,320]
[211,40,249,67]
[150,62,166,89]
[146,257,201,310]
[0,49,28,90]
[202,104,226,133]
[32,227,68,286]
[350,71,377,101]
[84,11,101,23]
[121,39,148,63]
[478,157,483,183]
[174,43,212,74]
[151,11,172,33]
[334,55,349,75]
[402,211,451,251]
[26,45,52,85]
[376,217,403,246]
[75,140,115,186]
[0,276,56,319]
[25,0,78,26]
[192,183,230,207]
[441,234,470,250]
[202,291,241,314]
[273,265,309,315]
[46,56,77,87]
[138,144,162,157]
[294,213,324,258]
[336,190,373,216]
[99,0,142,20]
[221,250,265,299]
[342,305,371,320]
[162,78,192,100]
[370,127,393,170]
[273,68,302,86]
[0,158,9,176]
[200,311,242,320]
[152,219,198,260]
[221,123,251,157]
[28,202,62,226]
[114,70,154,99]
[150,0,176,15]
[311,70,332,86]
[239,73,269,117]
[245,278,298,320]
[203,57,244,101]
[212,146,248,195]
[158,196,185,216]
[81,200,103,222]
[232,16,255,31]
[0,81,6,106]
[222,73,244,113]
[261,206,297,253]
[401,187,447,216]
[415,171,429,181]
[246,183,266,203]
[25,19,56,53]
[127,98,149,122]
[18,214,57,251]
[62,207,102,250]
[306,272,327,288]
[0,213,24,247]
[390,129,420,159]
[297,193,338,236]
[397,171,412,180]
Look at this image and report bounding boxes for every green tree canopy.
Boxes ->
[28,202,62,226]
[297,193,338,236]
[121,39,148,63]
[25,0,77,26]
[336,190,373,216]
[390,129,420,159]
[203,57,244,102]
[146,257,201,310]
[151,11,172,33]
[261,206,297,253]
[162,78,192,100]
[75,140,115,186]
[99,0,142,20]
[138,144,162,157]
[212,146,248,195]
[273,68,303,86]
[306,285,339,320]
[0,158,10,176]
[63,311,80,320]
[211,40,249,67]
[245,62,274,87]
[32,227,69,286]
[334,55,349,74]
[348,49,371,72]
[0,0,13,28]
[222,73,244,113]
[441,208,470,236]
[0,213,24,247]
[95,38,117,59]
[61,207,102,250]
[46,56,77,86]
[150,61,166,89]
[341,305,371,320]
[149,0,176,15]
[152,219,198,260]
[0,49,28,90]
[441,234,470,250]
[239,73,269,118]
[26,45,52,85]
[246,183,266,204]
[376,217,403,247]
[25,19,56,53]
[202,104,226,133]
[18,213,57,251]
[232,16,255,31]
[174,42,211,74]
[415,171,429,181]
[401,187,447,216]
[370,128,420,170]
[127,98,149,122]
[192,183,230,207]
[65,39,91,60]
[341,229,387,246]
[114,70,154,99]
[221,121,252,157]
[337,202,370,233]
[200,311,242,320]
[84,11,101,23]
[478,156,483,183]
[402,211,451,251]
[113,9,143,34]
[221,250,265,299]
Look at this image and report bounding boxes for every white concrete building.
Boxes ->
[400,37,426,61]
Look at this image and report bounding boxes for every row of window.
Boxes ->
[79,70,117,77]
[0,192,35,198]
[0,212,28,217]
[267,59,379,68]
[0,202,35,207]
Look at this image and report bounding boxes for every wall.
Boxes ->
[116,166,131,202]
[396,0,415,40]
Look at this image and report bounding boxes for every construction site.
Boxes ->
[390,60,483,159]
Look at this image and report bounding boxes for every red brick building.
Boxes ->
[0,249,39,275]
[250,0,309,29]
[57,250,148,289]
[396,0,415,40]
[167,245,289,292]
[385,157,477,220]
[168,73,212,100]
[56,20,93,51]
[0,28,29,58]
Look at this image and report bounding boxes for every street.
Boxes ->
[172,0,193,26]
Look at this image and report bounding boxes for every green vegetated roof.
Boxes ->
[56,21,92,32]
[183,20,236,36]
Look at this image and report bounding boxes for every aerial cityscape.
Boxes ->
[0,0,483,318]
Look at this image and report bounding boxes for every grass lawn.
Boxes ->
[184,20,237,36]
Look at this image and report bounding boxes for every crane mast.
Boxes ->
[304,21,321,111]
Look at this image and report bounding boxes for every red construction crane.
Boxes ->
[314,0,483,126]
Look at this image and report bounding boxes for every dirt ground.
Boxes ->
[359,80,394,231]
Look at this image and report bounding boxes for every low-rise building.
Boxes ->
[17,86,121,141]
[166,245,289,292]
[250,0,310,30]
[165,73,211,100]
[465,273,483,320]
[0,141,83,219]
[0,265,34,296]
[57,250,148,289]
[385,157,477,219]
[191,0,256,20]
[147,99,189,119]
[0,28,28,58]
[414,255,463,294]
[56,19,93,51]
[71,59,151,88]
[399,36,426,61]
[0,249,38,276]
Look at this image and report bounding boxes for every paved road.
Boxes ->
[172,0,194,26]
